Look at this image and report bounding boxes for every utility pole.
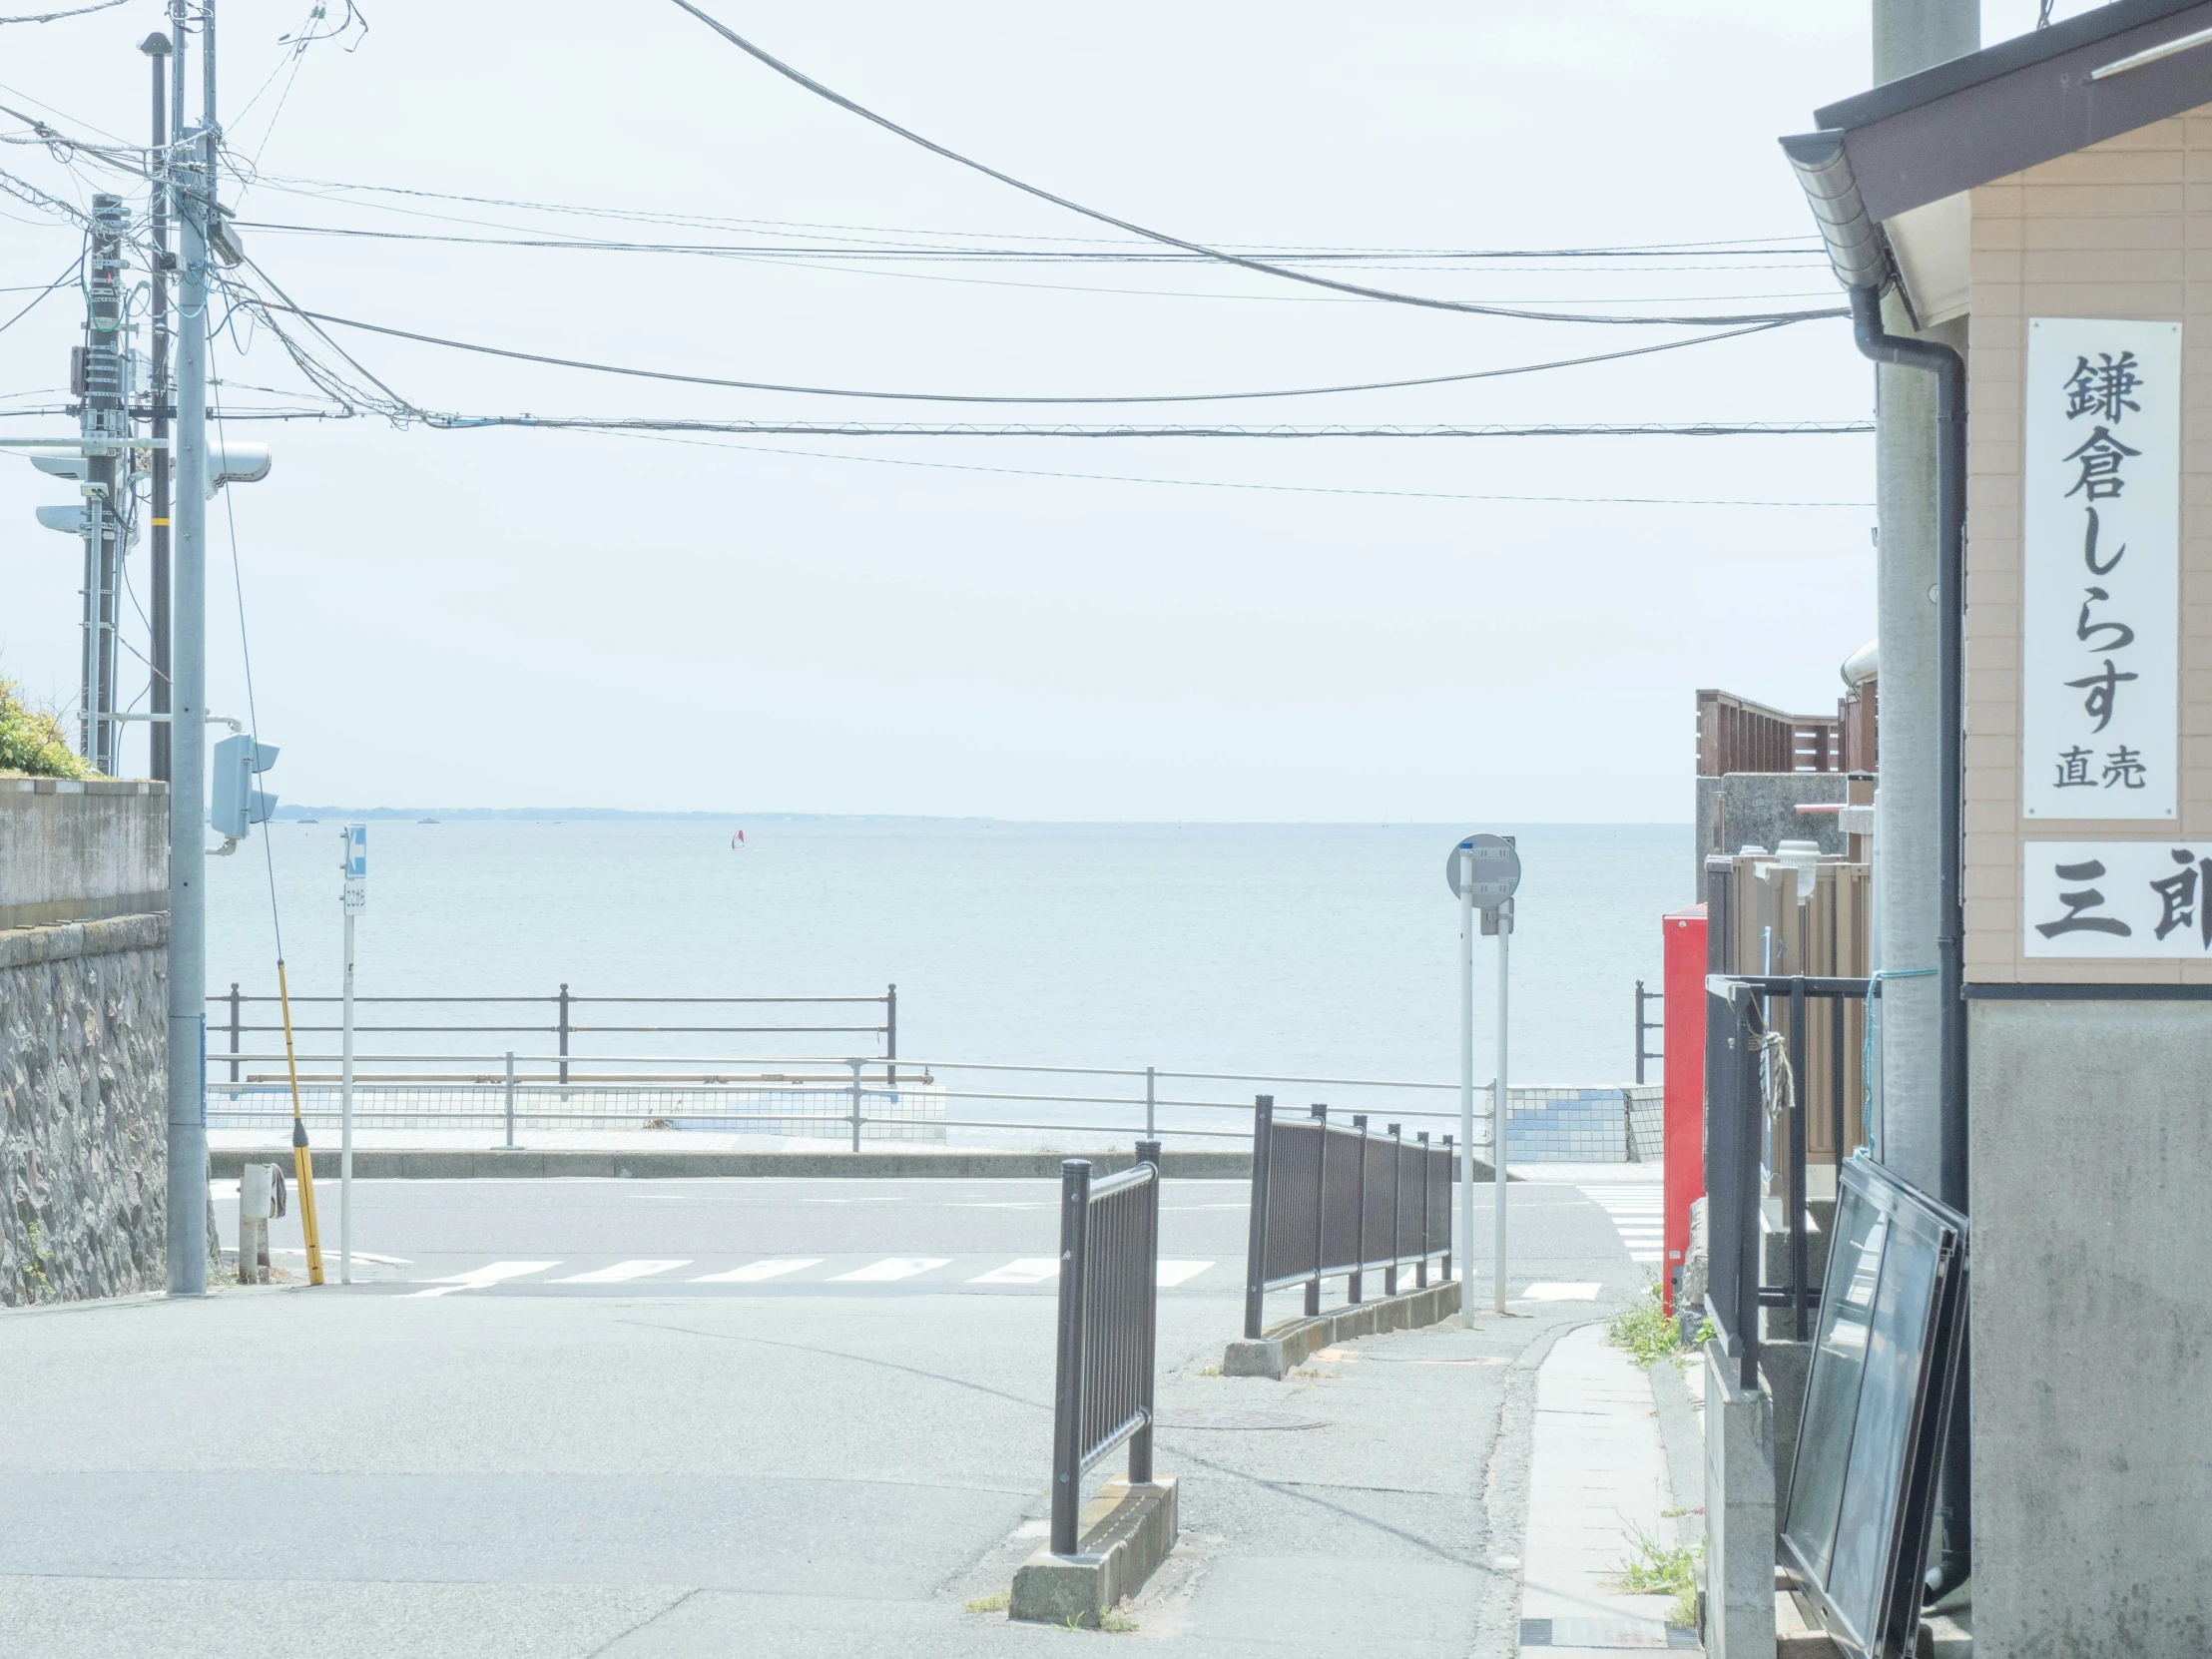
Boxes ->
[1871,0,1975,1602]
[143,30,173,783]
[164,0,212,1297]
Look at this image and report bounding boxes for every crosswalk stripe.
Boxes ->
[552,1260,692,1284]
[969,1258,1061,1285]
[1514,1282,1601,1302]
[407,1261,559,1298]
[690,1258,822,1283]
[831,1257,951,1283]
[1156,1259,1213,1287]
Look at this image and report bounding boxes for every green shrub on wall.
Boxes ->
[0,676,92,779]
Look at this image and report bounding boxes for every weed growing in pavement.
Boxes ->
[1098,1607,1139,1633]
[1617,1520,1702,1629]
[963,1591,1009,1615]
[1605,1281,1704,1369]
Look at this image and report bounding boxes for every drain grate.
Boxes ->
[1152,1407,1329,1431]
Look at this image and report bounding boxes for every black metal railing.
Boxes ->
[1240,1095,1453,1341]
[1634,978,1663,1083]
[1050,1140,1162,1556]
[1704,972,1876,1389]
[208,983,896,1084]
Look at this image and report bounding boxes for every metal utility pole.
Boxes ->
[142,30,173,782]
[1869,0,1976,1605]
[1492,898,1511,1317]
[164,0,212,1297]
[1869,0,1975,1199]
[1457,846,1476,1329]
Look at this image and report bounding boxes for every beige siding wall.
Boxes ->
[1965,112,2212,983]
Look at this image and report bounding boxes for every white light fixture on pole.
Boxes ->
[1446,832,1520,1324]
[339,824,365,1285]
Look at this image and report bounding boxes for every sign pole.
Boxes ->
[1494,894,1512,1316]
[340,824,365,1285]
[1444,831,1521,1328]
[1458,846,1475,1328]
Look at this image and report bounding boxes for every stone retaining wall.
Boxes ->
[1,912,171,1306]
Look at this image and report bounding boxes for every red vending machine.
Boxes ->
[1660,903,1707,1314]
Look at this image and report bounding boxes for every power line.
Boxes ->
[0,0,130,24]
[592,425,1877,509]
[440,416,1873,438]
[662,1,1849,329]
[255,298,1802,406]
[235,167,1823,261]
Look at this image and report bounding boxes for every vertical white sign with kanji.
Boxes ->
[2021,317,2180,821]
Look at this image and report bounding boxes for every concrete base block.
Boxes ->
[1221,1279,1463,1380]
[1009,1477,1178,1627]
[1759,1339,1811,1517]
[1702,1341,1777,1659]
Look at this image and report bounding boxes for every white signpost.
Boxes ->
[1447,833,1519,1322]
[2022,317,2180,822]
[339,824,365,1285]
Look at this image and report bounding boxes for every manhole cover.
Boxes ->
[1153,1408,1329,1431]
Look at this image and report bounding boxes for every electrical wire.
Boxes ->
[0,0,130,25]
[444,415,1872,438]
[662,1,1850,328]
[590,424,1876,509]
[235,167,1823,261]
[254,298,1804,405]
[0,249,77,335]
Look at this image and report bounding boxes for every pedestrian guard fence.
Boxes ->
[1050,1142,1162,1556]
[1241,1097,1457,1340]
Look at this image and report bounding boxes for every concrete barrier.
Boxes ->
[1221,1278,1462,1380]
[1009,1477,1178,1627]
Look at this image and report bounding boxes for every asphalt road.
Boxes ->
[3,1174,1662,1658]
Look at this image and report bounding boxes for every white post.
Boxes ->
[1458,844,1475,1329]
[339,823,364,1283]
[339,904,354,1285]
[1494,898,1512,1316]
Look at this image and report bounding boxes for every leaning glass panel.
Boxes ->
[1826,1201,1941,1642]
[1785,1183,1889,1586]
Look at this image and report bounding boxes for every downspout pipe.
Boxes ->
[1849,281,1971,1605]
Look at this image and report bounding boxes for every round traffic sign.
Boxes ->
[1445,832,1520,907]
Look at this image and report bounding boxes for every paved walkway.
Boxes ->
[1517,1324,1698,1655]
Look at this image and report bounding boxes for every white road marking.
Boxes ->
[969,1258,1061,1284]
[831,1257,951,1283]
[1156,1259,1214,1287]
[691,1258,823,1283]
[272,1247,413,1265]
[1514,1282,1602,1302]
[552,1259,692,1284]
[1580,1185,1668,1264]
[406,1261,560,1299]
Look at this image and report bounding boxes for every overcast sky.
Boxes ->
[0,1,2085,819]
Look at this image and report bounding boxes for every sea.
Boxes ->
[206,819,1692,1098]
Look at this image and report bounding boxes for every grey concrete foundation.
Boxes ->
[1969,998,2212,1656]
[1009,1476,1178,1627]
[1222,1278,1463,1380]
[1703,1341,1777,1659]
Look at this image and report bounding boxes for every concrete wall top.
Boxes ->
[0,778,168,928]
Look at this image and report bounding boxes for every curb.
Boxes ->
[1221,1278,1464,1380]
[206,1147,1254,1181]
[1010,1477,1179,1627]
